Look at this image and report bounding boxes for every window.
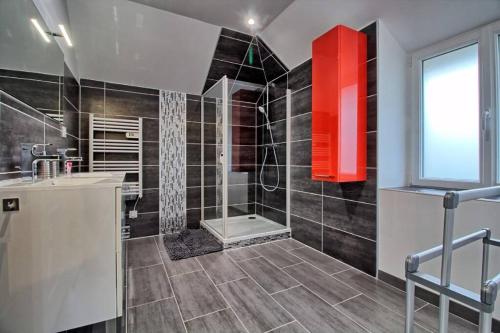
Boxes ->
[412,21,500,188]
[421,44,480,182]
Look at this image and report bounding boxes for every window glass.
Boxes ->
[422,43,480,182]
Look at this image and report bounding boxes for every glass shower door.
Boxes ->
[201,76,228,239]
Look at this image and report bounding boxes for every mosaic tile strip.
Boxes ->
[160,90,186,233]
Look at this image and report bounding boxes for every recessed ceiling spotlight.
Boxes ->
[248,18,255,25]
[31,18,50,43]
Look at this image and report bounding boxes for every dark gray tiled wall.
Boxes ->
[203,28,266,93]
[185,94,205,229]
[250,35,289,227]
[287,22,378,276]
[197,28,289,228]
[79,79,160,238]
[0,64,80,181]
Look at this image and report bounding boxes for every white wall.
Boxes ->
[261,0,500,70]
[377,20,409,188]
[379,189,500,319]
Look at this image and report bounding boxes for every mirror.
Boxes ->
[0,0,65,122]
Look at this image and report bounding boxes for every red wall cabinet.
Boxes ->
[312,25,367,183]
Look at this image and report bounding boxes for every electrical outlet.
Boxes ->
[3,198,19,212]
[129,210,138,219]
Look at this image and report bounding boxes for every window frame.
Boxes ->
[411,22,499,189]
[493,21,500,183]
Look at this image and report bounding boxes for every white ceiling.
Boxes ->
[128,0,294,34]
[62,0,500,93]
[261,0,500,69]
[66,0,220,94]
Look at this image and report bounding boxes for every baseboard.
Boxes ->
[378,270,500,332]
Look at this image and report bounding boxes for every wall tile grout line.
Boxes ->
[290,84,312,95]
[291,188,377,206]
[289,213,377,244]
[212,57,265,71]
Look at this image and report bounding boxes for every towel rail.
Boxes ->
[405,186,500,333]
[89,114,143,198]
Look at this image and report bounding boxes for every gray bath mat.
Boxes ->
[163,229,223,260]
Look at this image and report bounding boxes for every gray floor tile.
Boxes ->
[225,246,261,261]
[196,252,247,284]
[290,246,350,274]
[283,262,360,305]
[273,286,367,332]
[415,304,478,333]
[127,298,185,333]
[185,308,246,333]
[128,264,172,307]
[170,270,227,321]
[127,237,162,269]
[238,257,300,294]
[273,239,305,251]
[268,321,308,333]
[160,251,202,277]
[217,277,294,332]
[334,269,427,316]
[254,243,303,268]
[336,294,428,333]
[155,235,168,252]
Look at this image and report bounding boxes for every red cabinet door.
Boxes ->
[312,25,367,183]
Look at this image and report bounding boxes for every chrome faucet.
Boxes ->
[57,148,83,174]
[31,143,51,157]
[31,144,59,183]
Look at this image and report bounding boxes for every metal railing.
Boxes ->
[405,186,500,333]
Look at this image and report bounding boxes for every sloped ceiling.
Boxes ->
[66,0,220,94]
[129,0,294,34]
[261,0,500,69]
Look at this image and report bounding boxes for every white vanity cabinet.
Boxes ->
[0,175,125,333]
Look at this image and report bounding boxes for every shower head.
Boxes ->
[258,106,266,114]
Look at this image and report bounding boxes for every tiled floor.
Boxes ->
[125,236,479,333]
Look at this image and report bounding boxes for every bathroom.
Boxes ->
[1,0,500,332]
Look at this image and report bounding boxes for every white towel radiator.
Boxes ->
[89,114,143,198]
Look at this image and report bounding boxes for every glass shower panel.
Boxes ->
[227,80,262,221]
[202,77,227,238]
[202,76,290,242]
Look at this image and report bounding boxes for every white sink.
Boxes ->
[0,172,125,189]
[38,177,107,186]
[67,172,115,178]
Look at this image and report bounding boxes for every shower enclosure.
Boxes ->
[200,76,291,246]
